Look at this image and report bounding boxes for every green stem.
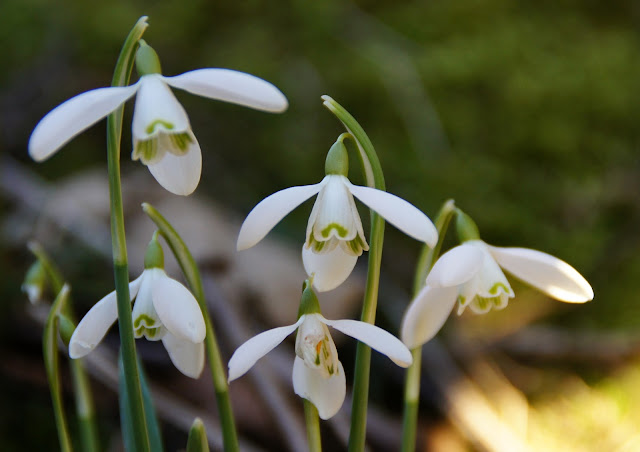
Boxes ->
[29,242,100,452]
[43,285,73,452]
[141,203,240,452]
[401,199,456,452]
[322,96,386,451]
[106,16,150,452]
[304,399,322,452]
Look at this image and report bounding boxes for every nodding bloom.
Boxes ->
[28,41,288,196]
[228,284,412,419]
[237,139,437,292]
[401,237,594,349]
[69,234,206,378]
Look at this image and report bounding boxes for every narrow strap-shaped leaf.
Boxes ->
[119,352,164,452]
[186,418,210,452]
[43,285,73,452]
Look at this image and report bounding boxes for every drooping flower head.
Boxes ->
[401,209,594,349]
[28,40,288,196]
[228,281,412,419]
[237,136,438,291]
[69,232,206,378]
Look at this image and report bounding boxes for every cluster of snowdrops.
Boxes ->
[24,17,593,452]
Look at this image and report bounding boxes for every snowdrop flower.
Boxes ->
[237,138,437,291]
[228,283,412,419]
[401,213,594,349]
[28,41,288,196]
[69,234,206,378]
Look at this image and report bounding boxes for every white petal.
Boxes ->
[164,69,288,113]
[488,245,594,303]
[292,356,346,420]
[237,183,324,250]
[146,134,202,196]
[69,275,142,358]
[400,286,458,349]
[302,245,358,292]
[151,275,205,343]
[228,318,304,382]
[346,181,438,247]
[132,75,190,139]
[29,84,139,161]
[322,316,413,367]
[162,333,205,379]
[426,243,484,288]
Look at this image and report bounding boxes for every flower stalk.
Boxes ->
[107,16,151,452]
[401,200,456,452]
[321,96,385,451]
[142,202,240,452]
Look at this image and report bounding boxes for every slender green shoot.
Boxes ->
[106,16,151,452]
[43,284,73,452]
[187,418,210,452]
[29,242,100,452]
[401,199,456,452]
[322,96,386,451]
[141,202,240,452]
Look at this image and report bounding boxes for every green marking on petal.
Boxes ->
[321,223,349,239]
[315,354,320,365]
[168,132,193,156]
[145,119,175,135]
[489,282,511,295]
[133,138,159,164]
[133,314,157,328]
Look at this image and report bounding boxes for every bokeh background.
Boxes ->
[1,1,639,450]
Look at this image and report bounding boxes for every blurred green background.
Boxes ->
[1,0,639,450]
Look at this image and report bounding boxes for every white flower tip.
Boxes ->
[68,340,95,359]
[391,349,413,368]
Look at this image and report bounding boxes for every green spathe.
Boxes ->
[135,40,162,76]
[298,280,321,318]
[325,137,349,176]
[144,232,165,269]
[456,209,480,242]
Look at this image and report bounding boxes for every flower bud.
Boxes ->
[22,261,47,304]
[135,40,162,76]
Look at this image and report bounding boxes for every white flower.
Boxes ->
[69,268,207,378]
[237,174,437,291]
[228,312,412,420]
[28,69,288,195]
[401,240,594,349]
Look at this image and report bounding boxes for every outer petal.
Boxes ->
[228,318,304,382]
[488,245,594,303]
[322,316,413,367]
[69,275,143,358]
[152,275,206,343]
[162,333,205,379]
[426,243,484,288]
[146,133,202,196]
[302,245,358,292]
[163,69,288,113]
[292,356,346,420]
[346,181,438,247]
[29,84,139,161]
[132,75,190,139]
[400,286,458,349]
[237,182,324,250]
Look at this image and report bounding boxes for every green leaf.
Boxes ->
[186,418,210,452]
[119,353,164,452]
[43,284,73,452]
